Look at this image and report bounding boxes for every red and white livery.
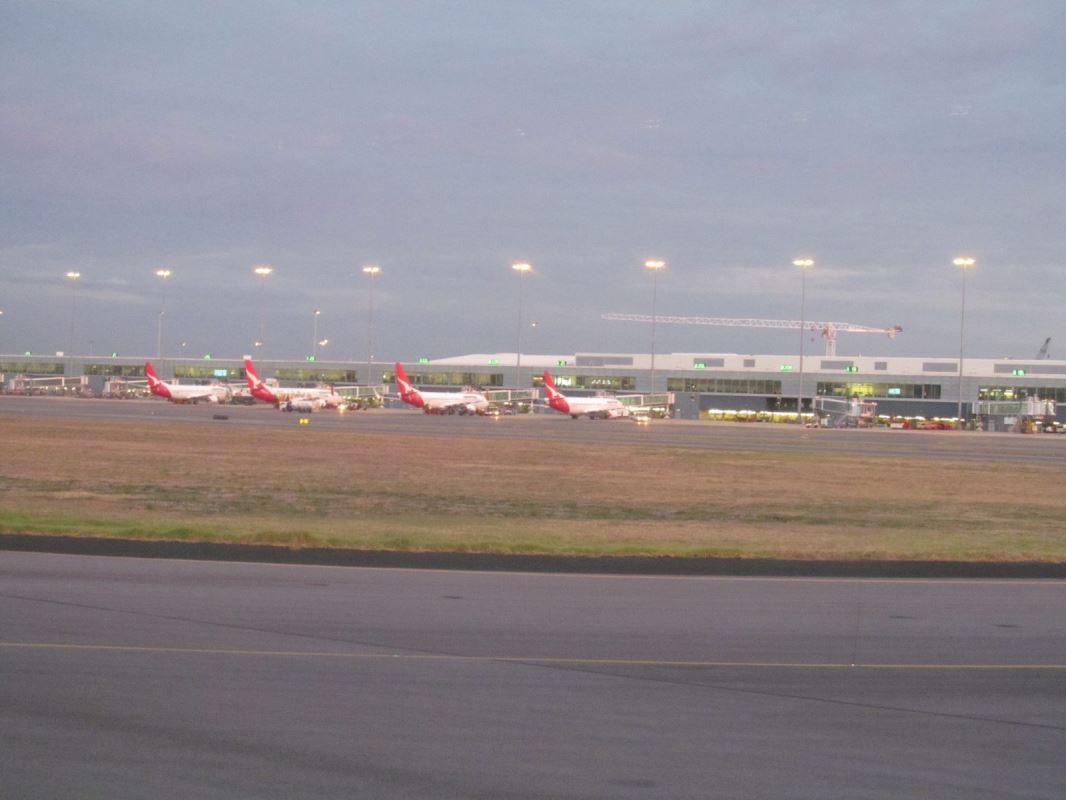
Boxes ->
[243,356,341,411]
[394,362,489,414]
[542,370,629,419]
[145,361,232,404]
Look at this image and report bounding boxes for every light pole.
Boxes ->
[155,268,171,359]
[644,259,666,394]
[363,264,380,380]
[512,262,532,389]
[65,271,81,356]
[793,258,815,424]
[953,257,976,427]
[312,309,321,360]
[253,264,273,353]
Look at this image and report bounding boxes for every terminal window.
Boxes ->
[1,361,64,375]
[401,371,504,387]
[667,378,782,394]
[979,385,1066,402]
[85,363,145,377]
[816,381,942,399]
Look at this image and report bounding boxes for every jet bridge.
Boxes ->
[485,388,538,406]
[977,398,1058,432]
[335,384,389,409]
[6,374,90,395]
[813,396,878,427]
[618,392,673,412]
[335,384,388,400]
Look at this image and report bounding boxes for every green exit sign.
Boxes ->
[845,366,859,373]
[1012,369,1026,376]
[202,354,212,360]
[693,362,706,369]
[779,364,794,371]
[488,358,499,365]
[306,355,316,361]
[418,357,429,364]
[556,360,568,367]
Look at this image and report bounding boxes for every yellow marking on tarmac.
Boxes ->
[2,642,1064,670]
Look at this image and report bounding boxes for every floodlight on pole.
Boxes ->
[155,268,172,359]
[512,262,532,389]
[644,259,666,394]
[253,264,273,353]
[363,265,381,379]
[312,309,321,360]
[953,257,976,427]
[65,271,81,356]
[793,258,815,424]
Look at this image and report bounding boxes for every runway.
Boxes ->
[2,552,1064,798]
[4,395,1066,464]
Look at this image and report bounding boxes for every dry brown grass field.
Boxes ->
[3,415,1065,561]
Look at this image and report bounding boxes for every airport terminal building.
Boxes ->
[2,350,1064,426]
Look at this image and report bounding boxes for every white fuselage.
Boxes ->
[414,389,489,413]
[266,385,340,406]
[280,396,327,412]
[150,380,231,404]
[554,395,628,419]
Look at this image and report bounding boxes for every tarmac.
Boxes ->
[2,551,1064,799]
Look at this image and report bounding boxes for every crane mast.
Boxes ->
[602,313,902,357]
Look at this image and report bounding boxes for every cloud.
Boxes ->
[1,1,1063,362]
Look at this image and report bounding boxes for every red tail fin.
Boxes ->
[543,370,565,399]
[244,355,276,403]
[394,362,424,408]
[394,362,414,393]
[243,356,261,389]
[144,361,171,398]
[542,370,569,413]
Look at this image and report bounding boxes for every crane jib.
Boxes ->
[601,313,903,357]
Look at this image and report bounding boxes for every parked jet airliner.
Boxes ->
[145,361,232,404]
[243,356,341,410]
[394,362,489,414]
[542,370,629,419]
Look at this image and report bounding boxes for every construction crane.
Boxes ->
[1036,337,1051,359]
[602,313,902,357]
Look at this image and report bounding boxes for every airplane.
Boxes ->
[542,370,630,419]
[144,361,232,404]
[394,362,489,414]
[243,355,342,411]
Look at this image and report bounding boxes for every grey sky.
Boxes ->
[2,0,1064,362]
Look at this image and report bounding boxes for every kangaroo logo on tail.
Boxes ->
[394,362,425,408]
[243,356,276,403]
[542,370,570,414]
[144,361,171,398]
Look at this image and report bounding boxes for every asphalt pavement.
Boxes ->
[2,552,1064,799]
